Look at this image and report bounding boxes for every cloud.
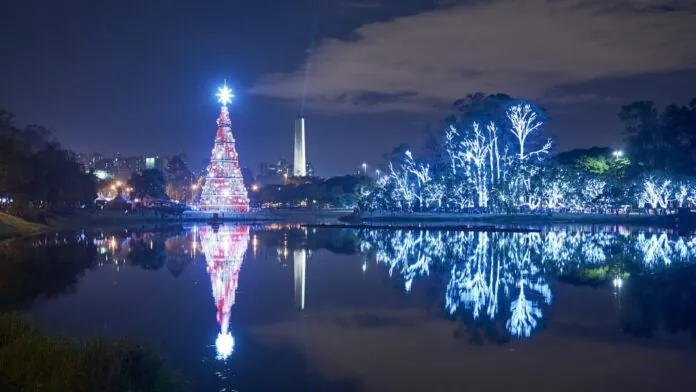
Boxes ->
[250,0,696,113]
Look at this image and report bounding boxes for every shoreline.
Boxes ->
[0,212,47,240]
[1,208,353,240]
[2,209,683,241]
[302,222,542,232]
[343,212,676,228]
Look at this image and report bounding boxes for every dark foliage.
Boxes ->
[164,154,194,202]
[257,175,370,208]
[0,314,183,392]
[128,169,168,199]
[621,99,696,175]
[0,108,97,219]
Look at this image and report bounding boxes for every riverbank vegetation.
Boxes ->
[0,110,96,222]
[358,94,696,214]
[0,314,183,392]
[0,109,97,223]
[0,109,186,234]
[0,212,45,238]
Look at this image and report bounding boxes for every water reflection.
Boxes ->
[294,249,306,310]
[359,228,696,340]
[198,225,250,360]
[6,225,696,343]
[4,224,696,390]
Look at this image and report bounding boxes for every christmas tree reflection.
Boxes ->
[199,225,250,360]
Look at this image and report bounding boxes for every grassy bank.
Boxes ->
[1,210,184,240]
[0,212,46,238]
[0,314,183,392]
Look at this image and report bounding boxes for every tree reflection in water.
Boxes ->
[621,263,696,339]
[358,227,696,341]
[0,234,98,311]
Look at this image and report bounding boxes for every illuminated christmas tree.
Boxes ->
[199,225,250,360]
[199,82,250,212]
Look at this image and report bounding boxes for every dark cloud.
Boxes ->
[251,0,696,113]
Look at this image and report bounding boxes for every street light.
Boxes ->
[251,184,259,192]
[375,169,381,177]
[191,184,198,190]
[612,150,624,158]
[362,163,367,176]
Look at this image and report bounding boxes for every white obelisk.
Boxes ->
[293,117,306,177]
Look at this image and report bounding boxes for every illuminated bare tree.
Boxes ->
[444,125,466,176]
[388,162,414,210]
[462,123,491,207]
[424,182,446,209]
[506,104,552,161]
[486,122,503,182]
[675,184,688,207]
[638,176,673,208]
[543,181,566,209]
[688,192,696,208]
[451,182,474,210]
[402,150,432,208]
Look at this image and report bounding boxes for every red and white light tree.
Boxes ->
[199,82,250,212]
[199,225,250,360]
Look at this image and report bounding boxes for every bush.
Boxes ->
[0,314,183,392]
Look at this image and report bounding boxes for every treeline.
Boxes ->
[621,99,696,175]
[0,109,96,220]
[358,94,696,213]
[255,175,371,208]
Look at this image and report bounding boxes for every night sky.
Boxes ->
[2,0,695,176]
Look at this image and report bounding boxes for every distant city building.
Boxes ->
[293,117,306,177]
[94,157,116,172]
[75,153,89,170]
[259,162,270,177]
[78,153,172,182]
[124,156,145,173]
[255,157,315,186]
[145,156,168,171]
[273,157,291,175]
[240,166,254,188]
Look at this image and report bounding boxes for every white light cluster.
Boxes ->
[362,102,554,213]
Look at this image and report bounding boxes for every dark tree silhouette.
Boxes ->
[164,155,193,201]
[0,108,97,217]
[128,169,168,199]
[621,99,696,175]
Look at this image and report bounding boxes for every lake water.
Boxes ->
[3,224,696,391]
